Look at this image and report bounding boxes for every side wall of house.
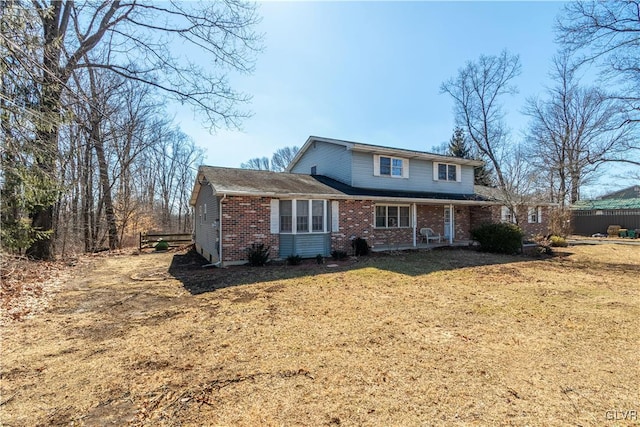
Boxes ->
[351,151,475,194]
[469,205,552,237]
[220,195,279,264]
[290,141,352,184]
[194,183,219,263]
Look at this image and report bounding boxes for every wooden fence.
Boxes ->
[139,232,193,250]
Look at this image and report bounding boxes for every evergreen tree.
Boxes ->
[448,127,470,158]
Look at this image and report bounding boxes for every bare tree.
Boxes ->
[1,0,261,259]
[240,156,271,171]
[440,50,522,192]
[271,146,299,171]
[524,54,635,206]
[557,0,640,123]
[241,146,300,171]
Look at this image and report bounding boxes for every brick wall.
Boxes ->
[331,200,372,252]
[221,196,279,263]
[470,205,552,237]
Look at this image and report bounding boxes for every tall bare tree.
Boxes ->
[1,0,261,259]
[440,50,522,192]
[557,0,640,123]
[524,54,635,206]
[241,146,300,172]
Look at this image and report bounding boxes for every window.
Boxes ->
[528,207,542,224]
[280,200,292,232]
[311,165,317,175]
[434,162,460,182]
[375,155,407,178]
[296,200,309,232]
[203,204,207,221]
[280,199,326,233]
[375,205,411,228]
[501,206,517,223]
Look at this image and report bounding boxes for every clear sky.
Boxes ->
[172,1,634,197]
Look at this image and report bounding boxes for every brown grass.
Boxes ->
[1,245,639,426]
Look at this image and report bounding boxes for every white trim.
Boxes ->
[433,162,461,182]
[331,200,340,232]
[373,154,381,176]
[374,204,412,228]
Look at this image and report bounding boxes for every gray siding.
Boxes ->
[194,184,219,263]
[290,141,352,185]
[351,151,474,194]
[279,233,331,258]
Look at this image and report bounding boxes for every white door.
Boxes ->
[444,206,454,240]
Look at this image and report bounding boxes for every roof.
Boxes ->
[190,166,495,206]
[315,175,489,203]
[473,185,556,206]
[190,166,343,205]
[571,198,640,211]
[286,135,484,171]
[600,185,640,200]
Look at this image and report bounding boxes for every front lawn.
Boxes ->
[1,245,638,426]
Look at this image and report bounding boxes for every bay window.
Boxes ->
[280,199,327,233]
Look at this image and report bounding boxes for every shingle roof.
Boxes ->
[191,166,495,205]
[571,198,640,211]
[196,166,343,197]
[315,175,489,202]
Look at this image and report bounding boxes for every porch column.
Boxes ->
[448,203,454,244]
[412,203,417,247]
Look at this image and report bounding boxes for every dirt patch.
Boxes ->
[1,245,639,426]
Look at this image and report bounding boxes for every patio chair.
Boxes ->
[420,227,442,243]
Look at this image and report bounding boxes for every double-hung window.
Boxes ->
[528,207,542,224]
[280,199,327,233]
[375,205,410,228]
[433,162,461,182]
[375,155,408,178]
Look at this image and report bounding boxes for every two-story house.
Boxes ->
[190,136,551,265]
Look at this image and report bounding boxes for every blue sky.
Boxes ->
[172,1,633,197]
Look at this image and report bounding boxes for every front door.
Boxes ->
[444,206,454,240]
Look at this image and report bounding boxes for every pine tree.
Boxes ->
[448,127,470,158]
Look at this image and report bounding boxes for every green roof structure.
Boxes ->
[571,198,640,211]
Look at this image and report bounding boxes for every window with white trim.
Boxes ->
[280,199,327,233]
[433,162,461,182]
[501,206,517,223]
[375,205,411,228]
[374,155,408,178]
[528,206,542,224]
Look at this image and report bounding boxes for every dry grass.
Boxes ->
[1,245,639,426]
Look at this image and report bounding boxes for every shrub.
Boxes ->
[550,235,568,247]
[316,254,324,264]
[286,254,302,265]
[471,222,524,254]
[331,249,348,260]
[154,240,169,251]
[352,237,370,256]
[246,243,270,266]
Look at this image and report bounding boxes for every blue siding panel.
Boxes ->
[279,233,331,258]
[351,151,474,194]
[290,141,352,185]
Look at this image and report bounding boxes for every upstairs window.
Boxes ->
[433,162,461,182]
[374,155,408,178]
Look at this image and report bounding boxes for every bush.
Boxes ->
[351,237,370,256]
[316,254,324,264]
[154,240,169,251]
[246,243,270,266]
[331,249,348,260]
[286,254,302,265]
[471,222,524,254]
[550,235,568,247]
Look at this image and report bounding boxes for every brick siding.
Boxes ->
[220,196,279,263]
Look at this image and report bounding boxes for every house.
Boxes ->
[190,136,553,265]
[571,185,640,236]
